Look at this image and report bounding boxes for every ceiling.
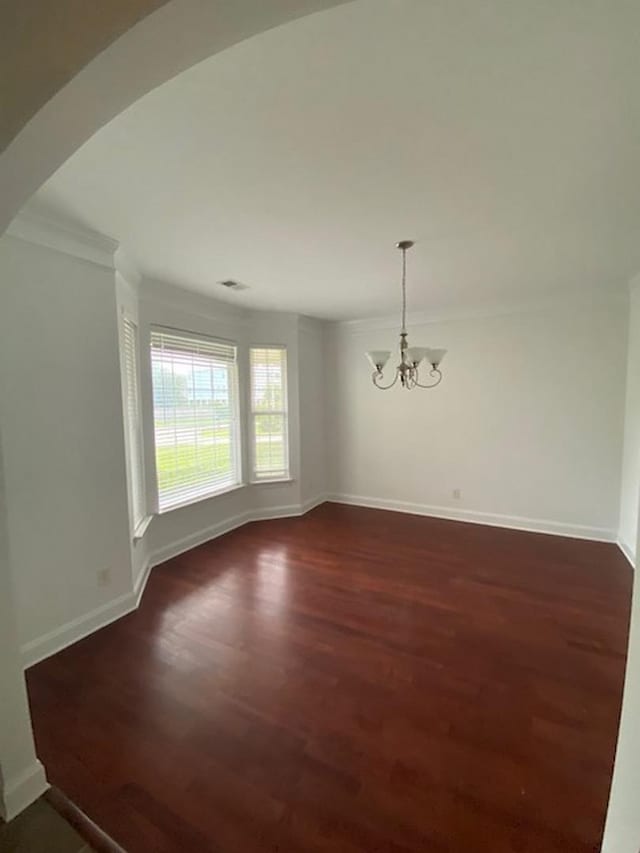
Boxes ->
[24,0,640,320]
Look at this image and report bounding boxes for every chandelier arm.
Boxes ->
[372,369,400,390]
[413,367,443,389]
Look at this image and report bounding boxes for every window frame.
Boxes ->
[120,311,147,536]
[150,325,242,513]
[249,344,290,484]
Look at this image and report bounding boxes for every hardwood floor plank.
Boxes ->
[27,504,632,852]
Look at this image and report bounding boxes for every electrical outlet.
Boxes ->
[452,488,461,500]
[97,567,111,587]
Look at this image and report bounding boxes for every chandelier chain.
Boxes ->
[401,246,407,334]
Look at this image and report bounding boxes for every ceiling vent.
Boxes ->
[218,279,248,291]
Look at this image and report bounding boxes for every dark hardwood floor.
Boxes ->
[27,503,632,853]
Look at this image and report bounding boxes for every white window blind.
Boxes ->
[250,346,289,481]
[122,317,146,529]
[151,327,240,512]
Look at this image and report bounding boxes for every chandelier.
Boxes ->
[366,240,447,390]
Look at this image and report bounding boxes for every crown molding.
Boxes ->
[329,285,629,334]
[6,209,118,269]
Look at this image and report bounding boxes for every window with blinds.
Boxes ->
[249,346,289,481]
[122,317,146,530]
[150,328,241,512]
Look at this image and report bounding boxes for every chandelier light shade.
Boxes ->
[366,240,447,390]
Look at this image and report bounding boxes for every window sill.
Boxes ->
[157,482,245,515]
[250,477,294,486]
[132,514,153,543]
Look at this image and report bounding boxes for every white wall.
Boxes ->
[0,236,133,651]
[603,573,640,853]
[0,432,47,819]
[326,296,628,539]
[618,277,640,563]
[299,318,328,505]
[602,276,640,853]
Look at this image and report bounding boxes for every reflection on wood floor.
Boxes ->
[27,503,632,852]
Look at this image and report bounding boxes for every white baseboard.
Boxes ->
[246,505,294,522]
[21,495,328,669]
[148,495,328,565]
[148,509,252,567]
[328,493,617,543]
[134,556,154,607]
[20,492,615,670]
[0,760,48,822]
[617,538,636,569]
[21,589,139,669]
[301,494,329,514]
[251,494,327,522]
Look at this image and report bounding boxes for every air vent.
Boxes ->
[218,279,248,291]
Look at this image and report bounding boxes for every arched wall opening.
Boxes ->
[0,0,349,820]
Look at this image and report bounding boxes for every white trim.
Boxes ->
[250,494,327,521]
[156,482,245,516]
[151,495,327,562]
[618,539,636,570]
[120,313,147,536]
[21,549,157,668]
[330,286,629,334]
[252,503,302,521]
[133,557,154,607]
[0,761,48,822]
[149,509,252,567]
[249,344,290,483]
[133,514,153,543]
[21,591,139,669]
[251,477,295,486]
[301,494,329,514]
[20,493,613,670]
[20,496,328,668]
[6,210,117,269]
[328,493,616,542]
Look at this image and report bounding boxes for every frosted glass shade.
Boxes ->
[406,346,428,366]
[366,350,391,371]
[427,348,447,368]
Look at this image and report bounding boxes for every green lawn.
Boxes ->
[156,443,232,490]
[156,438,285,490]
